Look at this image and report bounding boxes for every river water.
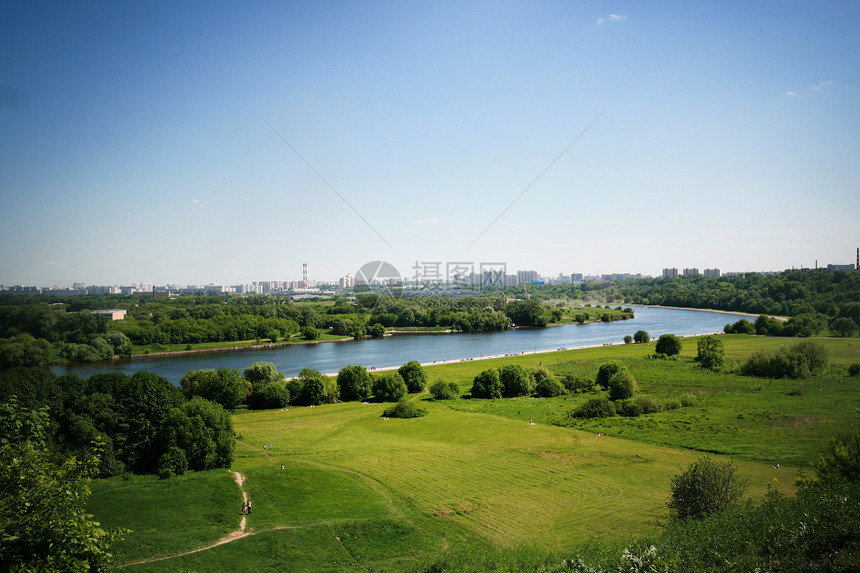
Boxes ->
[51,306,753,385]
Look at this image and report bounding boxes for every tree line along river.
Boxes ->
[51,306,755,386]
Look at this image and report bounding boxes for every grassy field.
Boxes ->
[87,334,860,571]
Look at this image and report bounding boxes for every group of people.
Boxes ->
[242,501,252,515]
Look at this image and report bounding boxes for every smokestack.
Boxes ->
[856,247,859,271]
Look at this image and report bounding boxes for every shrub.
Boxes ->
[428,379,459,400]
[595,361,624,389]
[157,446,188,479]
[634,395,662,414]
[398,360,428,393]
[655,334,682,357]
[573,396,616,418]
[695,336,724,370]
[608,370,637,401]
[561,374,595,394]
[471,369,502,399]
[530,366,552,385]
[742,340,828,379]
[368,323,386,338]
[849,363,860,376]
[500,364,533,397]
[616,399,643,417]
[249,382,290,409]
[372,372,408,402]
[667,455,748,520]
[678,392,698,407]
[300,326,320,340]
[383,398,427,419]
[623,335,633,344]
[633,330,650,343]
[291,368,336,405]
[662,398,681,410]
[534,376,566,398]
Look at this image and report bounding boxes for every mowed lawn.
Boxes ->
[88,334,858,571]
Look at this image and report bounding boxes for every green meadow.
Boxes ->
[88,334,860,571]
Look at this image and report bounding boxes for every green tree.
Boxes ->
[372,372,408,402]
[500,364,532,397]
[180,367,251,410]
[573,396,616,418]
[608,370,638,401]
[301,325,321,340]
[0,398,127,571]
[803,434,860,487]
[667,455,748,520]
[337,364,372,401]
[623,335,633,344]
[157,397,235,473]
[534,376,566,397]
[655,333,682,356]
[243,361,282,387]
[830,316,858,337]
[398,360,428,393]
[368,323,386,338]
[595,361,625,389]
[633,330,650,343]
[695,335,725,370]
[471,368,502,399]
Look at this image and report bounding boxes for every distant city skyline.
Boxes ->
[2,2,858,286]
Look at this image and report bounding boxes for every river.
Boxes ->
[51,306,754,385]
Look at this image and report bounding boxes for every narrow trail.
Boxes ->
[121,470,251,567]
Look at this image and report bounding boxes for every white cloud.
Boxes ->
[191,198,208,207]
[810,80,832,91]
[598,13,627,25]
[45,261,68,267]
[509,222,527,228]
[416,217,439,224]
[786,91,797,96]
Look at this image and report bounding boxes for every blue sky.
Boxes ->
[2,1,858,287]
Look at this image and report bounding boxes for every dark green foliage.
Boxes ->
[471,368,502,399]
[534,376,566,397]
[428,379,459,400]
[830,316,859,337]
[742,340,828,379]
[754,314,784,336]
[562,374,595,393]
[504,299,552,327]
[695,335,725,370]
[157,397,235,472]
[243,361,282,386]
[372,372,408,402]
[249,382,291,409]
[623,335,633,344]
[337,364,372,401]
[398,360,428,393]
[803,434,860,487]
[615,398,644,417]
[300,325,320,340]
[179,367,251,409]
[500,363,533,397]
[634,395,662,414]
[724,318,754,334]
[158,445,188,479]
[573,396,616,418]
[368,322,386,338]
[382,398,427,418]
[595,361,624,389]
[633,330,650,343]
[530,366,552,385]
[655,333,682,356]
[667,455,748,520]
[607,370,637,401]
[0,398,127,571]
[0,334,52,368]
[849,363,860,376]
[292,368,337,405]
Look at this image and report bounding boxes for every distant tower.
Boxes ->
[856,247,859,271]
[302,263,308,288]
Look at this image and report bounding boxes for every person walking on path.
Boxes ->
[247,500,252,515]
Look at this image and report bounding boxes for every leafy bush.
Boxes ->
[158,446,188,479]
[595,361,624,389]
[428,379,459,400]
[634,395,661,414]
[662,398,681,411]
[249,382,290,410]
[607,370,637,401]
[382,398,427,418]
[562,374,596,394]
[724,318,754,334]
[655,334,682,357]
[849,363,860,376]
[398,360,428,393]
[623,335,633,344]
[695,336,724,370]
[500,364,533,397]
[471,368,502,399]
[667,455,748,520]
[372,372,408,402]
[300,325,320,340]
[678,392,698,407]
[534,376,566,398]
[742,340,828,379]
[573,396,616,419]
[615,399,643,417]
[530,366,552,385]
[633,330,650,343]
[337,364,372,401]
